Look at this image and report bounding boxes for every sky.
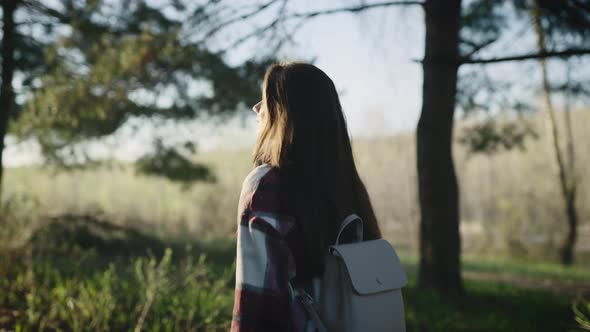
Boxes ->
[189,1,427,151]
[4,0,588,166]
[273,2,426,135]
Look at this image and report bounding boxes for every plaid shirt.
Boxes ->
[231,164,310,332]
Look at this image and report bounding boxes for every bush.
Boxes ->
[0,193,40,248]
[0,247,234,331]
[574,292,590,331]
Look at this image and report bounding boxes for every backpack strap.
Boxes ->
[335,213,364,245]
[293,288,328,332]
[291,214,363,331]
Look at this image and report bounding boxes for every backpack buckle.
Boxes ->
[295,290,327,332]
[294,289,315,306]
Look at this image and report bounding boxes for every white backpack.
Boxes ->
[293,214,408,332]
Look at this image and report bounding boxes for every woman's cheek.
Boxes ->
[256,115,263,133]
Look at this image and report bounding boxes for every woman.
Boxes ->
[231,62,382,331]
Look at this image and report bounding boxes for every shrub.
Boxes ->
[574,292,590,331]
[0,247,234,331]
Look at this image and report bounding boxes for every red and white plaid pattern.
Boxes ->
[231,165,310,332]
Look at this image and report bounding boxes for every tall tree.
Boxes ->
[417,0,463,293]
[1,0,272,194]
[0,0,19,201]
[532,3,580,265]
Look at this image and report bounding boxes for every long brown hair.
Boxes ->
[253,62,382,280]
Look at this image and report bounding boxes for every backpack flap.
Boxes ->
[329,239,407,295]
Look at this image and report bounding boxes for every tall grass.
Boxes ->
[3,110,590,262]
[574,293,590,331]
[0,247,234,332]
[2,177,589,331]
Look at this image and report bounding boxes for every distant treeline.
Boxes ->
[4,110,590,263]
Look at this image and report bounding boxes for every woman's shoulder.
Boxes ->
[240,164,279,199]
[239,164,281,208]
[241,164,277,192]
[238,164,294,233]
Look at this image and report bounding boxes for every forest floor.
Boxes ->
[1,214,589,331]
[463,270,590,295]
[400,255,590,296]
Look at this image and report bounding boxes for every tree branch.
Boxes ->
[198,0,282,41]
[218,0,423,53]
[22,0,72,24]
[289,0,424,19]
[460,38,497,59]
[461,48,590,65]
[218,2,287,53]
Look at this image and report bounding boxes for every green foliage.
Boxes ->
[0,247,234,331]
[463,257,590,282]
[1,196,588,331]
[400,254,590,284]
[460,0,508,57]
[0,193,40,248]
[1,241,585,331]
[135,141,216,186]
[404,280,573,332]
[511,0,590,47]
[458,119,538,154]
[8,0,271,171]
[574,292,590,331]
[133,250,234,331]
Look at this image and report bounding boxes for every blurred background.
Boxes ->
[0,0,589,331]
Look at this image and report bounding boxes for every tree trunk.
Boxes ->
[560,67,579,266]
[0,0,18,202]
[417,0,463,294]
[560,191,578,264]
[532,4,578,266]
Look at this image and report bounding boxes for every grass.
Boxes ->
[1,215,588,332]
[405,279,575,332]
[2,248,586,332]
[2,111,590,330]
[398,254,590,331]
[461,256,590,283]
[399,254,590,284]
[0,245,235,331]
